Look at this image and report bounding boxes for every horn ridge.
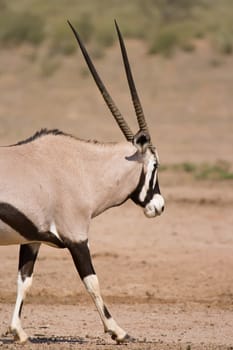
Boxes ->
[68,20,134,142]
[114,20,150,136]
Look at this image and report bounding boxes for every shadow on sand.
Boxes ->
[0,335,88,345]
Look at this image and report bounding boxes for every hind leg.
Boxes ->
[10,243,40,343]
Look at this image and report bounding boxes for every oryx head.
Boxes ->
[68,20,165,218]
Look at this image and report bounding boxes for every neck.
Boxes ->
[82,142,142,217]
[30,135,142,219]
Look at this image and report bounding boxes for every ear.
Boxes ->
[133,130,150,154]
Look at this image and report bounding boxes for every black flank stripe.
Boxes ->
[0,202,65,248]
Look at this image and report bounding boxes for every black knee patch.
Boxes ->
[19,244,40,281]
[65,239,95,280]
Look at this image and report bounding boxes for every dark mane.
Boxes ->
[9,128,111,147]
[12,129,73,146]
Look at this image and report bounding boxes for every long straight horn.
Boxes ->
[68,20,134,142]
[114,20,150,138]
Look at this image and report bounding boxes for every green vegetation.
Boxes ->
[0,0,232,57]
[160,161,233,181]
[0,10,44,46]
[195,161,233,180]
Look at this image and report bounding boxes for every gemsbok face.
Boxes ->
[0,20,165,345]
[130,134,164,218]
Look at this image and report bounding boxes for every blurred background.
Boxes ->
[0,0,232,180]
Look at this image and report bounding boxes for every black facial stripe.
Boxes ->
[130,169,145,205]
[153,176,161,195]
[143,164,157,204]
[130,163,159,206]
[0,202,65,248]
[64,239,95,280]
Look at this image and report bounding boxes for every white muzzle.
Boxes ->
[144,194,165,218]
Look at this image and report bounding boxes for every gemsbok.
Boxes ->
[0,20,165,344]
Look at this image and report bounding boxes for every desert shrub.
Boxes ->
[214,31,233,55]
[49,22,76,56]
[149,28,178,57]
[0,0,233,58]
[161,161,233,181]
[181,162,197,173]
[0,10,44,46]
[95,26,115,48]
[93,17,116,49]
[196,161,233,180]
[198,0,233,55]
[0,0,6,10]
[50,13,94,56]
[76,13,94,43]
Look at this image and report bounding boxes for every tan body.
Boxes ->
[0,134,142,245]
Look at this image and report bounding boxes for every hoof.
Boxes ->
[10,328,28,344]
[112,333,136,344]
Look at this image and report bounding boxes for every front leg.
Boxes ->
[66,238,131,343]
[10,243,40,343]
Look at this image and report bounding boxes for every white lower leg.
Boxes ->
[83,274,127,341]
[10,274,33,343]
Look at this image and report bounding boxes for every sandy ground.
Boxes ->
[0,40,233,349]
[0,186,232,349]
